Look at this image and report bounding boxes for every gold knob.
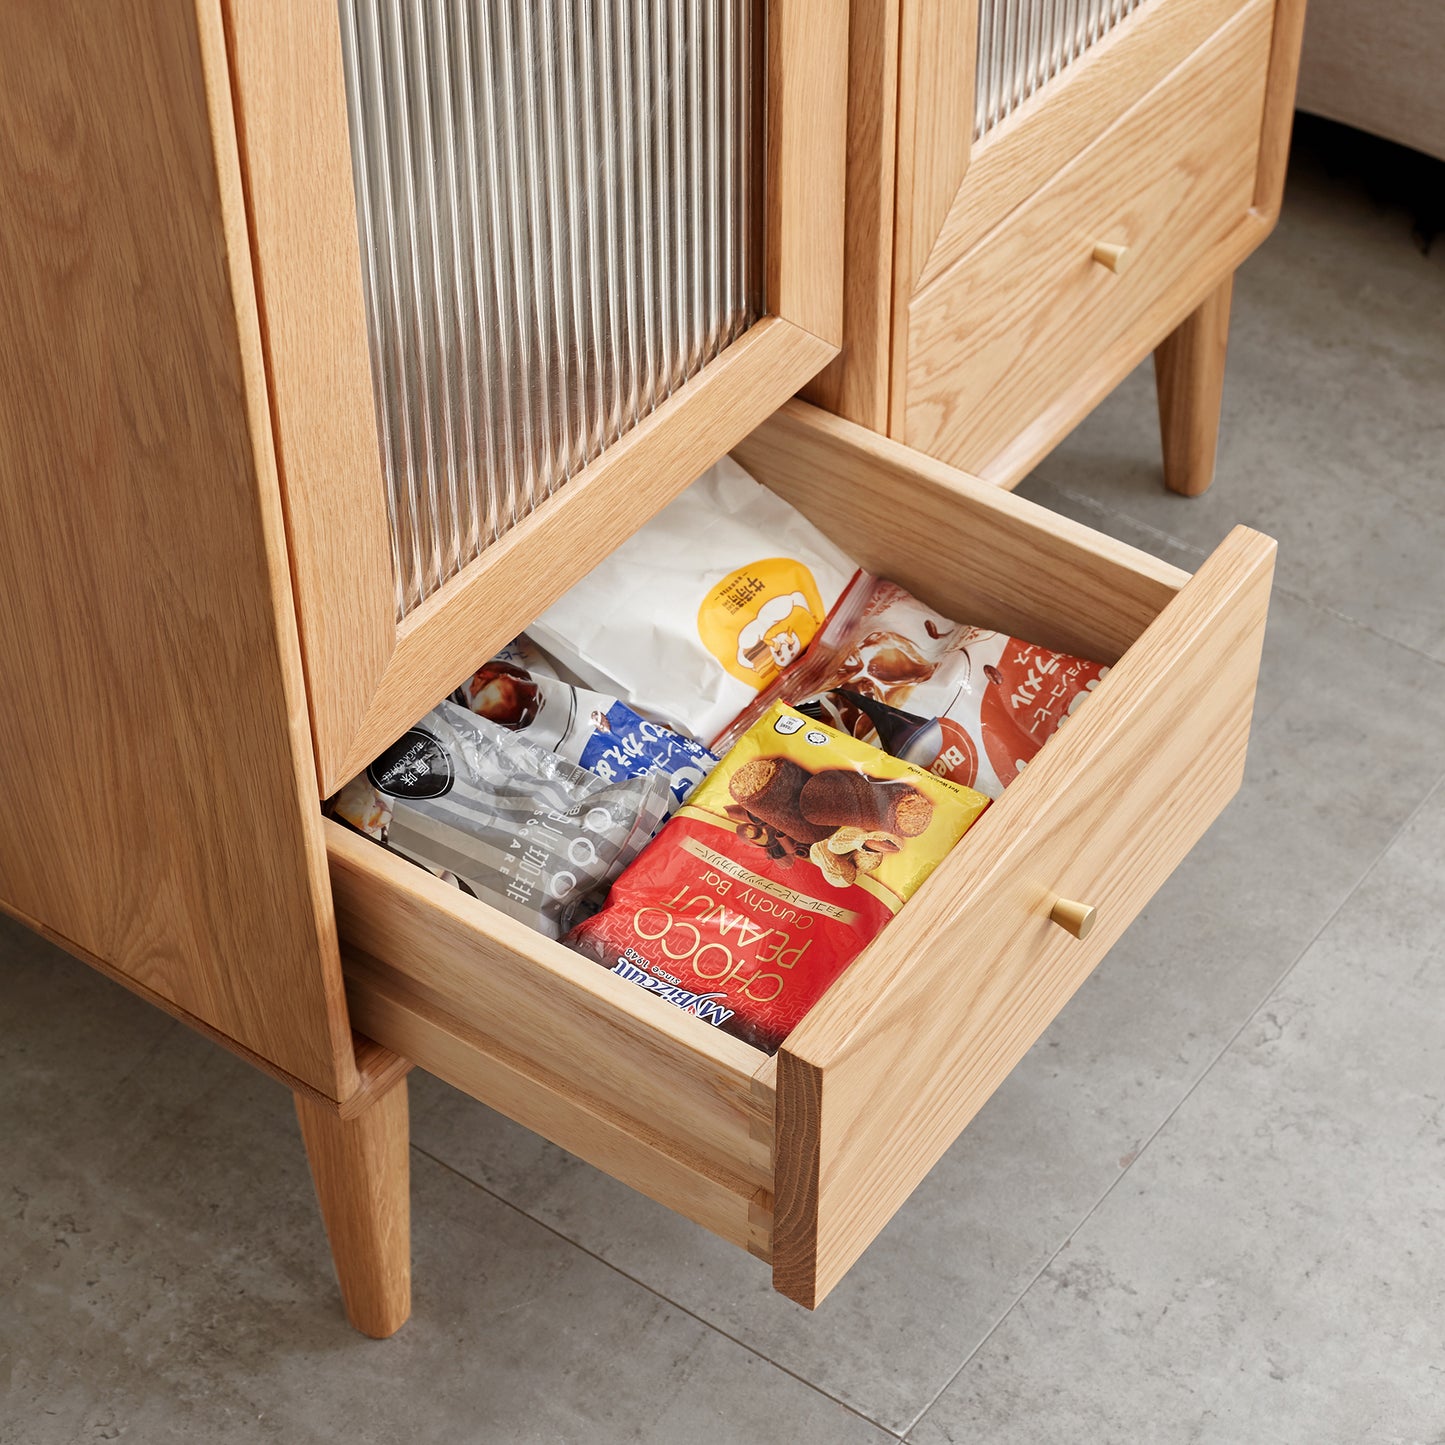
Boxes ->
[1050,898,1097,940]
[1091,241,1131,274]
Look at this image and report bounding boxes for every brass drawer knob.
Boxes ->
[1091,241,1131,274]
[1050,898,1097,940]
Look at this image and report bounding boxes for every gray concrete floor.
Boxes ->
[4,132,1443,1445]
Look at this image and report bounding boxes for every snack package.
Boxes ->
[456,638,717,807]
[528,456,859,741]
[332,700,671,939]
[715,576,1109,797]
[564,703,988,1053]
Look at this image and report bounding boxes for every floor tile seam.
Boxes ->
[898,769,1445,1439]
[105,1021,183,1098]
[1048,490,1445,671]
[1260,589,1445,670]
[1029,482,1211,564]
[407,1143,907,1441]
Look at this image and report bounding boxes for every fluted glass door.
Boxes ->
[338,0,763,617]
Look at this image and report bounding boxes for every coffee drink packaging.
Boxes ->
[332,700,671,940]
[455,638,716,808]
[715,576,1108,797]
[564,703,988,1053]
[527,456,859,742]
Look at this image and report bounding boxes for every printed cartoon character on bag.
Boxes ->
[697,557,833,692]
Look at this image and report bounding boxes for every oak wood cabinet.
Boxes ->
[807,0,1308,496]
[1,0,1297,1336]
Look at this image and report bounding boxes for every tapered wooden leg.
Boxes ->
[1154,273,1235,496]
[295,1076,411,1338]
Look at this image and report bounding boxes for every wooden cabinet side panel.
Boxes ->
[800,0,902,428]
[1253,0,1309,218]
[0,0,356,1097]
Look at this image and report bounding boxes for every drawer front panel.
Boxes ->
[332,402,1274,1306]
[769,514,1275,1305]
[903,0,1273,476]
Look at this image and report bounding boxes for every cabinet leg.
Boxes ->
[1154,273,1234,497]
[295,1076,411,1338]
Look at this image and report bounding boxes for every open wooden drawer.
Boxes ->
[327,400,1275,1308]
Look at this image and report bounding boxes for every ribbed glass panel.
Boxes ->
[338,1,762,618]
[974,0,1148,140]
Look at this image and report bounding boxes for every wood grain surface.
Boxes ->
[894,1,979,304]
[346,956,773,1256]
[800,0,901,428]
[1155,274,1236,496]
[812,0,1302,504]
[974,211,1269,489]
[296,1074,412,1337]
[914,0,1250,288]
[733,402,1188,664]
[902,0,1273,473]
[765,0,848,346]
[327,821,774,1239]
[0,0,356,1097]
[772,526,1277,1306]
[221,0,398,803]
[1252,0,1310,217]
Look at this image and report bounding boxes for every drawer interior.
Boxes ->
[331,399,1274,1305]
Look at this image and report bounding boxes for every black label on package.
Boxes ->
[367,728,454,799]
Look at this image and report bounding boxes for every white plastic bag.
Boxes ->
[528,456,858,742]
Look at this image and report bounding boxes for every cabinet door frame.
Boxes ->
[224,0,846,795]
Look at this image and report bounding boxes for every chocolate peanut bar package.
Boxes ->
[564,703,988,1053]
[456,637,717,808]
[332,700,671,940]
[528,456,859,742]
[715,576,1109,797]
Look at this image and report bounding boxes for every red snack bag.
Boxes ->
[564,703,988,1053]
[714,576,1108,796]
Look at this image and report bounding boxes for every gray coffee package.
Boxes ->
[455,637,717,808]
[332,700,671,939]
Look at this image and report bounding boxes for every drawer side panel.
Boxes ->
[328,820,774,1241]
[347,957,773,1254]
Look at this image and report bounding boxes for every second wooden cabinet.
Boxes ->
[807,0,1307,495]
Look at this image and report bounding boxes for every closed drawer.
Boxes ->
[903,0,1274,477]
[330,400,1275,1308]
